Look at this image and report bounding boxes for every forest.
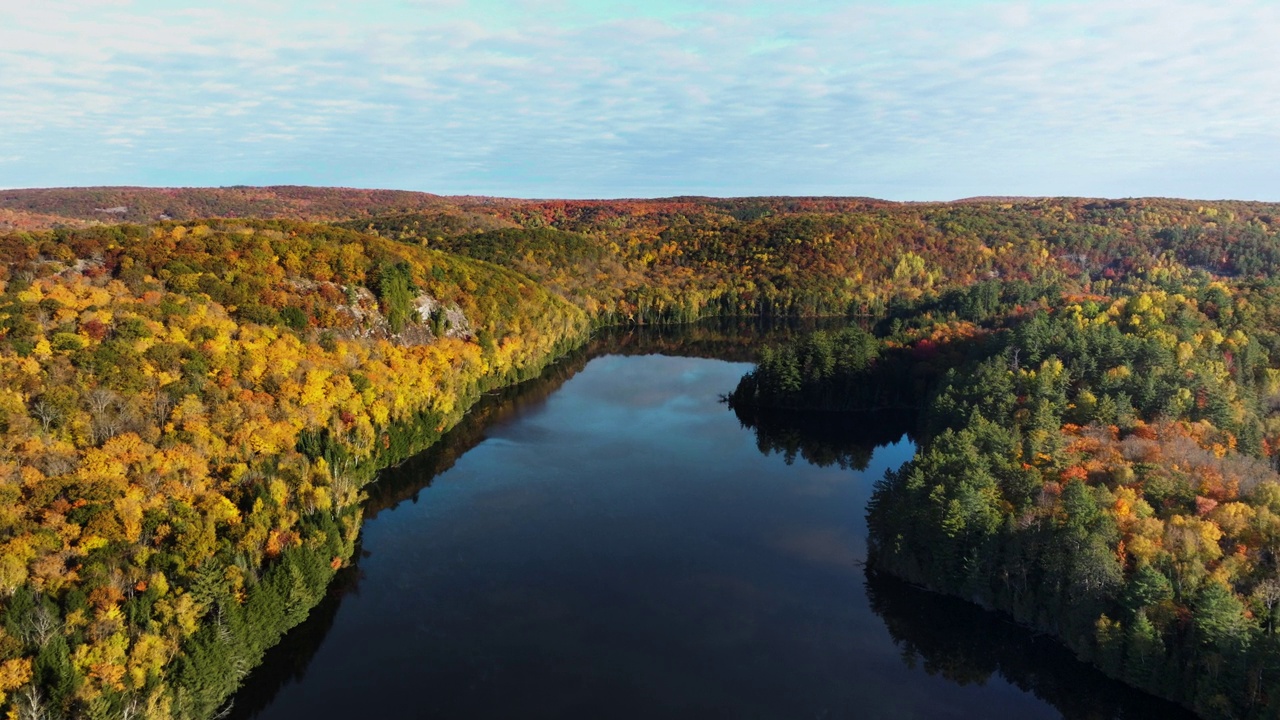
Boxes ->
[730,245,1280,716]
[4,189,1280,718]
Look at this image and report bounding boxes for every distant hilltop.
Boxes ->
[0,186,905,231]
[0,186,452,230]
[0,185,1274,232]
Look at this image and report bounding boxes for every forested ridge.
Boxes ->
[4,189,1280,718]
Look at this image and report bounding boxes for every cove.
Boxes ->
[229,325,1197,719]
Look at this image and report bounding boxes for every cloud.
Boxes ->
[0,0,1277,199]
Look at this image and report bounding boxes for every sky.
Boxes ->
[1,0,1278,200]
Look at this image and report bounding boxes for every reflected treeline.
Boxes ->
[731,403,914,470]
[865,570,1199,720]
[361,316,853,518]
[592,315,857,363]
[361,338,591,520]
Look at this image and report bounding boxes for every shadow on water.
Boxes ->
[865,570,1199,720]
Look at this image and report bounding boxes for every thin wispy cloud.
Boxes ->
[1,0,1276,199]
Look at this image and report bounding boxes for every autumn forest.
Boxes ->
[4,187,1280,718]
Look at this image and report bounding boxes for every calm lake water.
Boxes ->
[230,333,1196,719]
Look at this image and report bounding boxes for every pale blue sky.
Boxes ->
[2,0,1277,200]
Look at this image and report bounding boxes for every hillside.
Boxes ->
[344,196,1280,326]
[0,219,587,718]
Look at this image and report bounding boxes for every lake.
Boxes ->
[230,328,1197,719]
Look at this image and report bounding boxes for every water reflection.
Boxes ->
[865,570,1197,720]
[364,316,855,520]
[231,319,849,719]
[730,404,915,470]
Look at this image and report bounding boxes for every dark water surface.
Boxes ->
[231,329,1196,719]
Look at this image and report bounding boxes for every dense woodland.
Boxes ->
[3,189,1280,718]
[729,225,1280,717]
